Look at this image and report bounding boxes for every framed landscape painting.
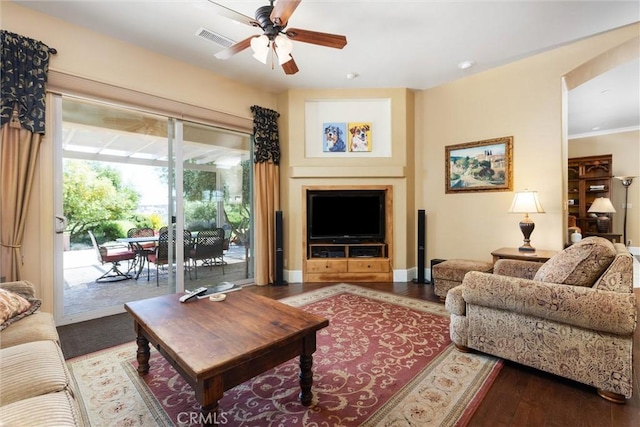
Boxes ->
[445,136,513,193]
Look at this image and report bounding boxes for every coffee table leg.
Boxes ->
[197,378,224,426]
[299,354,313,406]
[135,331,150,376]
[200,402,219,426]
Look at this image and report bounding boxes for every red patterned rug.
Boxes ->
[69,284,502,426]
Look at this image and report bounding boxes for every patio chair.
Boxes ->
[147,227,193,286]
[88,231,136,282]
[189,228,225,279]
[127,227,156,250]
[127,227,156,280]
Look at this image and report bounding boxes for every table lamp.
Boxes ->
[588,197,616,233]
[509,190,545,252]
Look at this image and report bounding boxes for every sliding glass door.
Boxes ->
[53,95,253,325]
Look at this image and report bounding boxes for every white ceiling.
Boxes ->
[13,0,640,136]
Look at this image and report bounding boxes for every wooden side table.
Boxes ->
[491,247,558,264]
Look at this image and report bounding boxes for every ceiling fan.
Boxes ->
[208,0,347,75]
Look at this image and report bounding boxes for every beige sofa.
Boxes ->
[446,237,637,402]
[0,281,84,426]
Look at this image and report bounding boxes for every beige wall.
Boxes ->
[2,3,277,312]
[416,23,639,263]
[278,88,415,278]
[569,131,640,245]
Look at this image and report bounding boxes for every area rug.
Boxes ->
[68,284,502,426]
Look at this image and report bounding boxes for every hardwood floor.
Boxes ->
[58,282,640,426]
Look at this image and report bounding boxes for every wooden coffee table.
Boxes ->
[125,290,329,425]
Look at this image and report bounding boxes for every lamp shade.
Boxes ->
[274,35,293,55]
[614,176,636,187]
[588,197,616,213]
[250,35,270,64]
[508,191,545,214]
[274,35,293,65]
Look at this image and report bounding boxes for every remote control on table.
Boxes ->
[179,287,208,303]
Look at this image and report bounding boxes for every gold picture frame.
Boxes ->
[445,136,513,193]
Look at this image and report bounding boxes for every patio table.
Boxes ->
[116,236,159,279]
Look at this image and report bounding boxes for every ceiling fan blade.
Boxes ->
[214,36,256,60]
[282,56,299,75]
[285,28,347,49]
[270,0,301,27]
[207,1,258,27]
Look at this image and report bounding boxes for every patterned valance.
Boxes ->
[251,105,280,165]
[0,30,54,134]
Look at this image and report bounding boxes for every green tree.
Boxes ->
[477,160,495,180]
[159,161,251,242]
[63,160,140,240]
[183,168,216,202]
[222,160,251,245]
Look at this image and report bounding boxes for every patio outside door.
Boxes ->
[53,96,253,325]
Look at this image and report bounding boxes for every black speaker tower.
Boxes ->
[413,209,428,284]
[274,210,287,286]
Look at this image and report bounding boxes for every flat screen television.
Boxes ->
[306,190,385,243]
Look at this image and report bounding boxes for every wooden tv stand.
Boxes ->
[306,242,391,283]
[302,185,393,283]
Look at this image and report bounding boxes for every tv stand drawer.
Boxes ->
[306,259,348,274]
[348,259,390,273]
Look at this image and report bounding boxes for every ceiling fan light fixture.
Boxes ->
[250,34,270,64]
[277,52,293,65]
[274,34,293,55]
[274,35,293,65]
[252,49,269,64]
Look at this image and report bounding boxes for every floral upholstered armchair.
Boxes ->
[445,237,637,403]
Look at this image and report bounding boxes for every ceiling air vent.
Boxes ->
[195,27,235,48]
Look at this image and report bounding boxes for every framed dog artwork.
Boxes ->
[322,122,347,152]
[445,136,513,193]
[348,122,372,152]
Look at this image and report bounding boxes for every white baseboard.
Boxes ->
[285,269,303,284]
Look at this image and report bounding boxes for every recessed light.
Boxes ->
[346,72,359,80]
[458,60,476,70]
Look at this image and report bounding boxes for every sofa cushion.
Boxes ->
[0,390,83,427]
[0,280,37,300]
[0,288,41,331]
[0,340,73,406]
[0,311,60,349]
[533,237,616,287]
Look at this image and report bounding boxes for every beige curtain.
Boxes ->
[250,106,281,286]
[0,30,53,281]
[253,163,280,285]
[0,123,43,281]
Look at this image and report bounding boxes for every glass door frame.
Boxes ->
[53,94,255,325]
[53,96,189,325]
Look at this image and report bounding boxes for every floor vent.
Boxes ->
[195,27,235,48]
